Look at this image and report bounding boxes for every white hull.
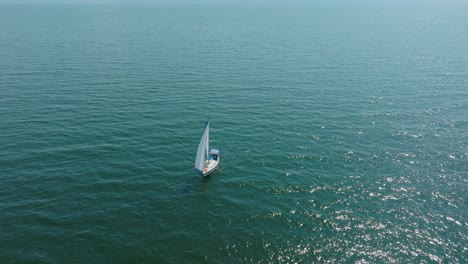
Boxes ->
[200,157,220,176]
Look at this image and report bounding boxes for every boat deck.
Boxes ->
[203,158,219,175]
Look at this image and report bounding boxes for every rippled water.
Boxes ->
[1,2,467,263]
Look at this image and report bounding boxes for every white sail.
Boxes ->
[195,121,210,171]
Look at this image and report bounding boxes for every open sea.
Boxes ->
[1,1,467,263]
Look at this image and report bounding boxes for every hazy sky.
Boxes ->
[0,0,442,3]
[0,0,460,5]
[0,0,322,5]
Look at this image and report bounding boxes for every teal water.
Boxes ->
[1,2,467,263]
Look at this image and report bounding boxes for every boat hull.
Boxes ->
[199,157,220,176]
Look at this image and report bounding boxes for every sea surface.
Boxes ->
[1,1,467,263]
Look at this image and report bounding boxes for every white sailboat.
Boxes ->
[195,120,220,176]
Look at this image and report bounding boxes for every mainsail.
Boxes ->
[195,121,209,171]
